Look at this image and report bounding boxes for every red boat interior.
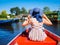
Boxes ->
[9,29,57,45]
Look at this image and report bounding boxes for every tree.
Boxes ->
[10,7,20,15]
[43,6,51,14]
[1,10,7,15]
[0,10,8,18]
[21,7,27,14]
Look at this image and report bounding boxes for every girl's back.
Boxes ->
[30,17,43,28]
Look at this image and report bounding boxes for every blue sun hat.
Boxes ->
[29,8,43,22]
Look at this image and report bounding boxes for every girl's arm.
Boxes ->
[43,14,53,26]
[22,15,31,26]
[22,19,29,26]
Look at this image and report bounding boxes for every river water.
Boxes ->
[0,21,60,45]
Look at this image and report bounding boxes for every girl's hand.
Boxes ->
[22,15,31,26]
[22,19,29,26]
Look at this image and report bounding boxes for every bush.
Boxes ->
[0,14,7,18]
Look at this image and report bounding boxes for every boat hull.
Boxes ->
[8,29,58,45]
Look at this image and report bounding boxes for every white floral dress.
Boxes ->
[28,18,47,41]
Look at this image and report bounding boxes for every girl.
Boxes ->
[22,8,52,41]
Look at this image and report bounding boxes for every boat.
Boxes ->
[0,20,13,26]
[0,20,12,24]
[7,29,60,45]
[0,18,19,24]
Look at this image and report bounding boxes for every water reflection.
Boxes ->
[44,22,60,36]
[0,22,25,45]
[57,23,60,36]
